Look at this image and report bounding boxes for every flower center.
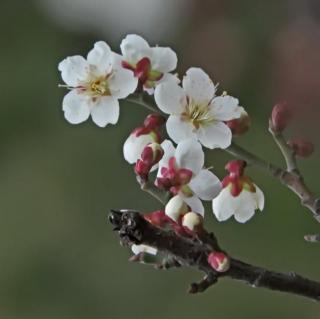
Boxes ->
[222,175,256,197]
[156,157,193,195]
[89,77,110,96]
[182,99,214,129]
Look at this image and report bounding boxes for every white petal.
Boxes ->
[151,46,177,73]
[90,96,119,127]
[109,67,138,99]
[182,68,216,104]
[234,207,255,223]
[143,73,180,95]
[123,133,155,164]
[87,41,113,76]
[157,139,176,177]
[197,122,232,149]
[156,72,180,86]
[212,188,235,222]
[233,187,264,223]
[62,90,90,124]
[131,244,157,255]
[182,195,204,216]
[175,139,204,174]
[154,82,186,114]
[189,169,221,201]
[233,191,257,223]
[166,115,195,144]
[58,55,89,87]
[209,95,242,121]
[120,34,151,63]
[255,184,265,211]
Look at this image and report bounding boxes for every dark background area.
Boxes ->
[1,0,320,318]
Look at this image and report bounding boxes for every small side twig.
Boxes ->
[268,120,298,173]
[109,210,320,301]
[137,177,168,206]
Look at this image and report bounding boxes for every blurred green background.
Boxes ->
[1,0,320,318]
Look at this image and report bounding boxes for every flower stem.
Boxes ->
[268,121,298,172]
[127,93,163,114]
[137,177,168,205]
[226,142,282,177]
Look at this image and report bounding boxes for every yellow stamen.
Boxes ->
[182,99,215,129]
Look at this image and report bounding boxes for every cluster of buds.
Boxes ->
[123,113,166,165]
[135,142,164,181]
[123,113,166,181]
[164,195,203,235]
[270,102,314,158]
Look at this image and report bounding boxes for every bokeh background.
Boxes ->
[1,0,320,318]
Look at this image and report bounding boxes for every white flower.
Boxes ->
[157,139,221,215]
[154,67,243,149]
[131,244,157,255]
[120,34,178,94]
[212,184,265,223]
[58,41,138,127]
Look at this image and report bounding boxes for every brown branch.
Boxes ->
[108,210,320,301]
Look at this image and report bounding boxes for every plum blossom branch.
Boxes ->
[109,209,320,301]
[128,92,320,239]
[226,142,320,240]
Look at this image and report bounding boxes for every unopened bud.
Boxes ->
[165,195,189,222]
[287,138,314,158]
[123,130,156,164]
[141,143,164,166]
[226,108,251,136]
[144,210,169,227]
[182,211,203,232]
[207,252,230,272]
[270,102,292,133]
[144,113,166,129]
[134,159,150,180]
[225,160,246,176]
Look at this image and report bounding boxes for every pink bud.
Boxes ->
[225,160,246,176]
[134,159,150,181]
[287,138,314,158]
[270,102,292,133]
[141,143,164,167]
[143,114,166,129]
[208,252,230,272]
[144,210,169,227]
[226,109,251,136]
[134,57,151,85]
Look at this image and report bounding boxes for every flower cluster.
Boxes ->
[59,34,267,256]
